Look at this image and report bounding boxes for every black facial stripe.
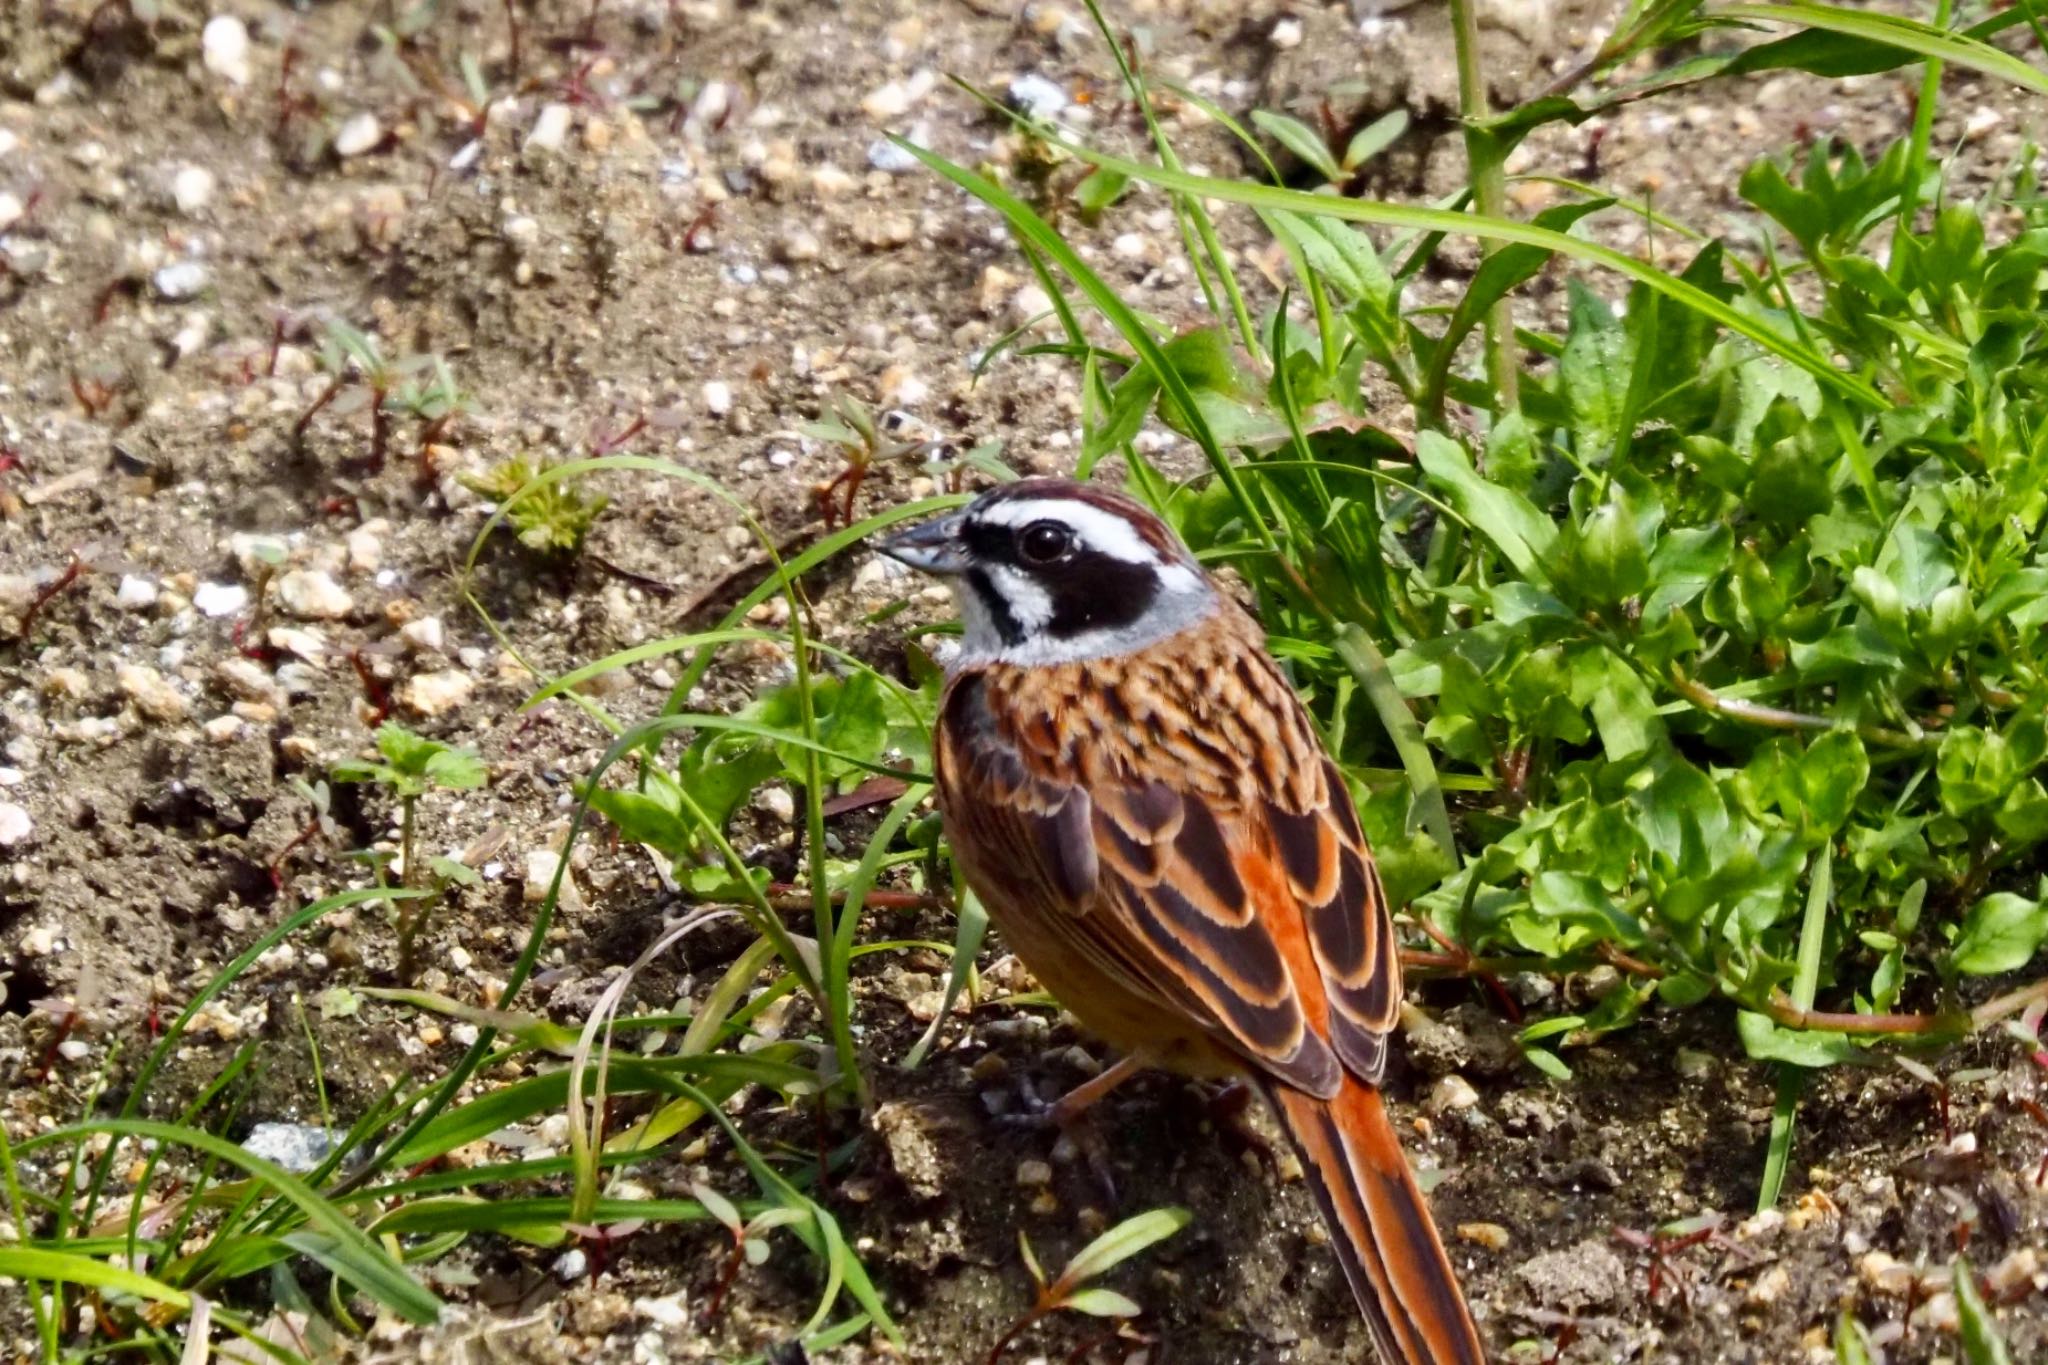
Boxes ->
[962,515,1162,643]
[965,567,1026,646]
[1043,551,1158,638]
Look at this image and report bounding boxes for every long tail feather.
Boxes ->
[1264,1076,1486,1364]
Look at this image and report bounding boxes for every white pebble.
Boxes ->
[1271,16,1304,48]
[1965,105,2002,140]
[1008,73,1068,121]
[115,575,159,610]
[172,164,216,215]
[276,569,353,621]
[202,15,251,86]
[57,1039,90,1062]
[399,616,445,653]
[194,582,250,617]
[702,380,733,416]
[0,801,30,847]
[333,112,383,158]
[153,261,209,300]
[0,193,21,231]
[525,103,573,155]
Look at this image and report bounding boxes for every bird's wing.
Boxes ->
[936,665,1402,1095]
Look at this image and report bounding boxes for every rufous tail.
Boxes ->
[1264,1075,1486,1364]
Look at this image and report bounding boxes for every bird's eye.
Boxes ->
[1017,520,1073,565]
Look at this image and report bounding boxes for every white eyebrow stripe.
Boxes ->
[970,499,1165,565]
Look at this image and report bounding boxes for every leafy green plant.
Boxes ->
[1250,107,1409,190]
[897,0,2048,1208]
[460,456,611,554]
[331,720,487,984]
[988,1206,1192,1364]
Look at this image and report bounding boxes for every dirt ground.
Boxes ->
[4,0,2048,1361]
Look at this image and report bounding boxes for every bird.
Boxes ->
[876,477,1486,1364]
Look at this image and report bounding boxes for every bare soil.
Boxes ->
[4,1,2048,1362]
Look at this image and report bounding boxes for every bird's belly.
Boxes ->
[973,886,1239,1080]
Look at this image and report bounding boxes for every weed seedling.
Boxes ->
[331,721,487,983]
[461,457,610,555]
[802,395,939,528]
[986,1206,1190,1364]
[297,319,465,478]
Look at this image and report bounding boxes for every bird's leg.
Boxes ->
[1202,1078,1281,1174]
[1048,1052,1145,1126]
[999,1053,1146,1205]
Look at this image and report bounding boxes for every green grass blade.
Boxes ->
[1033,136,1884,410]
[0,1248,192,1309]
[23,1120,441,1324]
[1715,2,2048,97]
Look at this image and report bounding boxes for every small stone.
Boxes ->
[115,575,159,610]
[633,1294,690,1328]
[118,664,189,723]
[1859,1250,1915,1296]
[1270,16,1304,47]
[1015,1159,1053,1187]
[1965,105,2002,140]
[1010,282,1053,328]
[277,569,352,621]
[242,1122,338,1174]
[215,657,282,704]
[777,227,822,263]
[526,103,573,155]
[1457,1222,1511,1250]
[811,164,855,197]
[44,667,90,700]
[0,193,22,231]
[554,1249,588,1282]
[333,112,383,159]
[753,785,796,823]
[523,848,586,913]
[399,616,445,653]
[172,165,216,215]
[193,581,249,617]
[1008,73,1068,121]
[862,78,919,122]
[203,714,247,743]
[0,801,30,847]
[1747,1264,1791,1306]
[267,626,326,661]
[202,15,252,85]
[866,137,921,173]
[399,669,474,717]
[346,526,384,574]
[153,260,209,300]
[1427,1075,1481,1114]
[702,380,733,416]
[20,923,57,955]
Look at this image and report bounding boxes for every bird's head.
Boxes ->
[876,478,1218,666]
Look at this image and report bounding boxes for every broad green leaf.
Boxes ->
[1056,1206,1192,1287]
[1952,893,2048,976]
[1250,110,1342,182]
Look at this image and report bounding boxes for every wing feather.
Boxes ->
[936,650,1399,1096]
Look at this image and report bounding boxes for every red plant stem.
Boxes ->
[369,388,390,472]
[16,557,84,638]
[293,377,341,443]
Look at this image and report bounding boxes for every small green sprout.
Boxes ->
[987,1206,1191,1363]
[460,457,611,556]
[331,721,487,983]
[1250,106,1409,187]
[296,318,468,480]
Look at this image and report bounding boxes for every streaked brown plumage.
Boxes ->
[881,478,1485,1364]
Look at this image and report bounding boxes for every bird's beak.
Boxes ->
[876,512,969,575]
